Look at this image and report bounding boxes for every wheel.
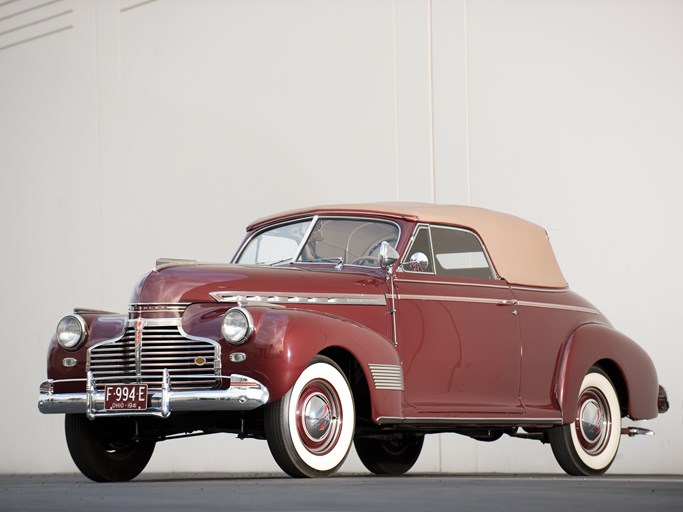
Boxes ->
[355,432,424,475]
[549,367,621,476]
[65,414,155,482]
[264,355,355,477]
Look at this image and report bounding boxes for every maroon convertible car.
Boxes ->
[39,203,668,481]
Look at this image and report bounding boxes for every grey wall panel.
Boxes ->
[0,0,680,474]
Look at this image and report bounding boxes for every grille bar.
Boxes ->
[87,320,221,391]
[368,364,404,391]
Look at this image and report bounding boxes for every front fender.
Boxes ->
[214,306,403,421]
[555,322,659,423]
[46,311,127,392]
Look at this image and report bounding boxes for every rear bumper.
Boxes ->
[38,370,269,419]
[658,385,669,414]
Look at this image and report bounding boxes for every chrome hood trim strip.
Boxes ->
[209,291,386,306]
[130,302,191,312]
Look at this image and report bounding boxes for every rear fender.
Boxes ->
[555,323,659,422]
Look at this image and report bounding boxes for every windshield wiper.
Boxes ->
[297,257,345,269]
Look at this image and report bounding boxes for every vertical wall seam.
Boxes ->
[464,0,472,206]
[392,0,400,200]
[427,0,436,204]
[428,0,442,472]
[93,0,104,306]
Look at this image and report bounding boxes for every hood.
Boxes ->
[130,262,388,305]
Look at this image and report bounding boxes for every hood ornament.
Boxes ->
[154,258,198,272]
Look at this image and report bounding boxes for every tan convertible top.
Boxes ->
[248,202,568,289]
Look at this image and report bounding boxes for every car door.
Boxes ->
[394,224,523,416]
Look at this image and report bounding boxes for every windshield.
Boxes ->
[236,217,400,267]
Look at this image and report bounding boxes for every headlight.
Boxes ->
[56,314,87,350]
[221,307,254,345]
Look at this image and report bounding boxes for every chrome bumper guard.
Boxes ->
[38,370,269,419]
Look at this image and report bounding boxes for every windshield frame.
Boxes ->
[232,215,402,268]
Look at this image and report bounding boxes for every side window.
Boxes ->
[402,226,434,273]
[430,226,494,279]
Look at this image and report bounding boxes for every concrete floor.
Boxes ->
[1,473,682,512]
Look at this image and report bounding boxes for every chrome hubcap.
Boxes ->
[303,393,332,441]
[579,399,603,443]
[296,379,342,455]
[576,388,611,455]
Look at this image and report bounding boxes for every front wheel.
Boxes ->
[264,356,355,477]
[549,368,621,476]
[65,414,156,482]
[355,432,424,475]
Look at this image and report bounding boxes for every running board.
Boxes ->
[621,427,654,437]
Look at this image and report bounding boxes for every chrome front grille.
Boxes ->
[87,320,220,391]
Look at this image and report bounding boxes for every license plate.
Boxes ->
[104,384,148,411]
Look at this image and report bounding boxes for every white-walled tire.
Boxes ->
[264,356,355,477]
[549,367,621,476]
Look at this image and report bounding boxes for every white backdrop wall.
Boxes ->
[1,0,681,474]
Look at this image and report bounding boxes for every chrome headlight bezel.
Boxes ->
[221,307,254,345]
[56,314,88,351]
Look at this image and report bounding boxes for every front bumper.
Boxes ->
[38,370,269,419]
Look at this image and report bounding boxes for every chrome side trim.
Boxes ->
[390,292,598,315]
[388,294,504,306]
[510,285,570,293]
[394,278,508,289]
[517,301,599,315]
[38,373,270,418]
[368,364,404,391]
[376,416,563,426]
[209,291,387,306]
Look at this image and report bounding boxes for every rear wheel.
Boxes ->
[355,432,424,475]
[65,414,155,482]
[264,356,355,477]
[549,368,621,476]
